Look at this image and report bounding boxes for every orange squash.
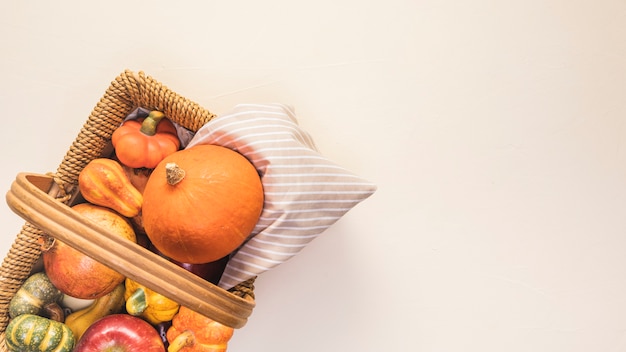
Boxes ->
[142,144,264,264]
[78,158,143,217]
[166,306,234,352]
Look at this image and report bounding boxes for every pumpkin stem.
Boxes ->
[167,330,196,352]
[139,110,166,136]
[125,287,148,316]
[165,163,186,186]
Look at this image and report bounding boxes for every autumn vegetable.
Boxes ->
[64,282,126,341]
[125,278,180,325]
[112,110,181,169]
[166,306,234,352]
[43,203,137,299]
[78,158,144,217]
[5,314,75,352]
[8,271,64,322]
[142,144,264,264]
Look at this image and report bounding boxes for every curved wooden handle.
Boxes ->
[6,173,254,329]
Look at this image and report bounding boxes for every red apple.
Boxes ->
[74,314,165,352]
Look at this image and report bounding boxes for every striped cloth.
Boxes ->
[186,103,377,289]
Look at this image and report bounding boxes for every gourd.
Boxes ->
[166,306,234,352]
[78,158,143,217]
[112,110,181,169]
[5,314,75,352]
[142,144,264,264]
[124,278,180,325]
[8,272,64,321]
[64,282,126,341]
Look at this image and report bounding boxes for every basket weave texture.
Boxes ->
[0,70,255,351]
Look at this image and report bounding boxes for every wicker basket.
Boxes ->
[0,70,256,351]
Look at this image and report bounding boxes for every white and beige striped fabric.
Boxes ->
[186,103,377,289]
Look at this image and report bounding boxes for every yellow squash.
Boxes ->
[125,278,180,325]
[64,282,125,341]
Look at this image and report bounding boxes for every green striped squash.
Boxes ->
[9,272,63,318]
[5,314,75,352]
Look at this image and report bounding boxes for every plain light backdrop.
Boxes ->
[1,1,626,351]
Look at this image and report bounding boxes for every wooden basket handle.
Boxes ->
[6,173,254,328]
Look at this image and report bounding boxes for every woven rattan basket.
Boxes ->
[0,70,256,351]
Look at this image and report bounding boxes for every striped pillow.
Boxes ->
[186,103,377,289]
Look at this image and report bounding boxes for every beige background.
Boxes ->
[1,1,626,351]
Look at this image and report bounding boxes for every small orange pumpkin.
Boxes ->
[111,110,180,169]
[142,144,264,264]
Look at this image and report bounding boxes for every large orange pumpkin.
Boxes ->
[142,144,264,264]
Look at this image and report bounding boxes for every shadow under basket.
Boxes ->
[0,70,256,350]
